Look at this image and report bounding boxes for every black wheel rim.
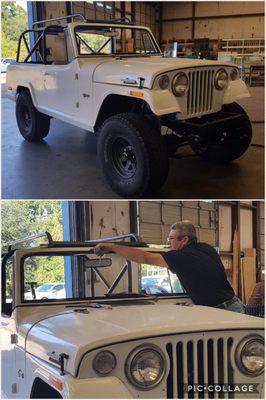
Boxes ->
[111,138,137,178]
[20,104,32,131]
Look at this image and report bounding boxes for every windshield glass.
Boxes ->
[22,252,185,302]
[74,26,160,56]
[35,283,54,291]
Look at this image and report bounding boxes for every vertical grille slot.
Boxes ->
[177,342,184,398]
[187,68,214,117]
[166,335,234,399]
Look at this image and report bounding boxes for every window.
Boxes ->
[75,26,159,56]
[140,264,185,296]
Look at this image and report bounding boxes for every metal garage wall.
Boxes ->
[258,202,264,276]
[72,1,158,37]
[161,1,264,42]
[89,201,130,239]
[138,201,217,246]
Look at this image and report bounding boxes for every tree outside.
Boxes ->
[1,1,28,59]
[2,201,64,295]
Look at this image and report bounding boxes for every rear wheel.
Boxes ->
[97,113,169,198]
[190,103,252,163]
[16,91,50,141]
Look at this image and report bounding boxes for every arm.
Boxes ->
[94,243,168,268]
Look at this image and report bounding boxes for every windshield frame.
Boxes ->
[19,249,186,304]
[73,24,162,57]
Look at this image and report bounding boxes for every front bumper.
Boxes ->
[162,111,250,138]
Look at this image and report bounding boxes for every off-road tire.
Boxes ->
[16,91,50,141]
[97,113,169,198]
[190,102,252,163]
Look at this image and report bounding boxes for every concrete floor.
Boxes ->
[1,75,264,199]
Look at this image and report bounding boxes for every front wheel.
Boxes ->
[190,103,252,163]
[97,113,169,198]
[16,91,50,141]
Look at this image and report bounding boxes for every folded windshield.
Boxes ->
[74,26,160,56]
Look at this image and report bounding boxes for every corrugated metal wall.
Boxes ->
[161,1,264,41]
[138,201,218,246]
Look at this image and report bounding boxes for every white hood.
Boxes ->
[91,56,235,88]
[25,303,263,375]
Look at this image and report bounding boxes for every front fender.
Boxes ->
[223,79,250,105]
[93,83,182,126]
[64,375,133,399]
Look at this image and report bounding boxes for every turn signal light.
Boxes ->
[129,90,143,97]
[49,376,63,391]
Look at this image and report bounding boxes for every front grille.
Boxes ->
[187,69,215,117]
[166,335,234,399]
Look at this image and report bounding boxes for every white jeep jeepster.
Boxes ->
[2,233,264,399]
[6,14,252,198]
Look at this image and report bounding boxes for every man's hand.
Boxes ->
[94,242,168,268]
[94,243,113,256]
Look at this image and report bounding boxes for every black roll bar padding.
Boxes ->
[92,268,111,289]
[107,263,128,294]
[85,17,134,25]
[85,232,140,244]
[23,31,44,63]
[1,249,15,316]
[32,13,86,29]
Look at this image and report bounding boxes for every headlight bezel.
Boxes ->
[214,68,229,90]
[158,74,170,90]
[172,72,189,97]
[92,350,117,376]
[125,344,166,390]
[235,335,264,376]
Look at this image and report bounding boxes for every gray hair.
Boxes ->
[171,220,197,240]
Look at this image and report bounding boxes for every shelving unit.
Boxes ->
[221,38,264,56]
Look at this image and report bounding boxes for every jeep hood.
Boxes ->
[91,56,235,88]
[25,303,263,375]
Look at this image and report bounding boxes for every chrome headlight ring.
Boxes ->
[125,344,166,390]
[235,336,264,376]
[172,72,189,97]
[214,68,229,90]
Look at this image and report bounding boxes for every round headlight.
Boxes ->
[214,68,228,90]
[93,351,116,375]
[236,338,264,376]
[172,72,189,97]
[126,345,166,390]
[158,74,170,89]
[230,68,239,80]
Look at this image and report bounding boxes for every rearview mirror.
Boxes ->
[84,258,112,268]
[103,30,118,37]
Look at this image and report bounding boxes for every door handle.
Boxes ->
[44,72,52,76]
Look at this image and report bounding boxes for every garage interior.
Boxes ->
[1,1,264,199]
[55,199,264,314]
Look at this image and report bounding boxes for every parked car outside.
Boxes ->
[1,58,16,73]
[24,282,66,300]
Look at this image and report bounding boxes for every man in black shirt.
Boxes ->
[94,221,245,313]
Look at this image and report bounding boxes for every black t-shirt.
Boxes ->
[161,240,235,306]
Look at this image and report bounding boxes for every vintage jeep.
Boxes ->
[1,233,264,399]
[6,14,252,198]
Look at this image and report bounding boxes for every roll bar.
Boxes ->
[32,14,134,29]
[32,13,86,28]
